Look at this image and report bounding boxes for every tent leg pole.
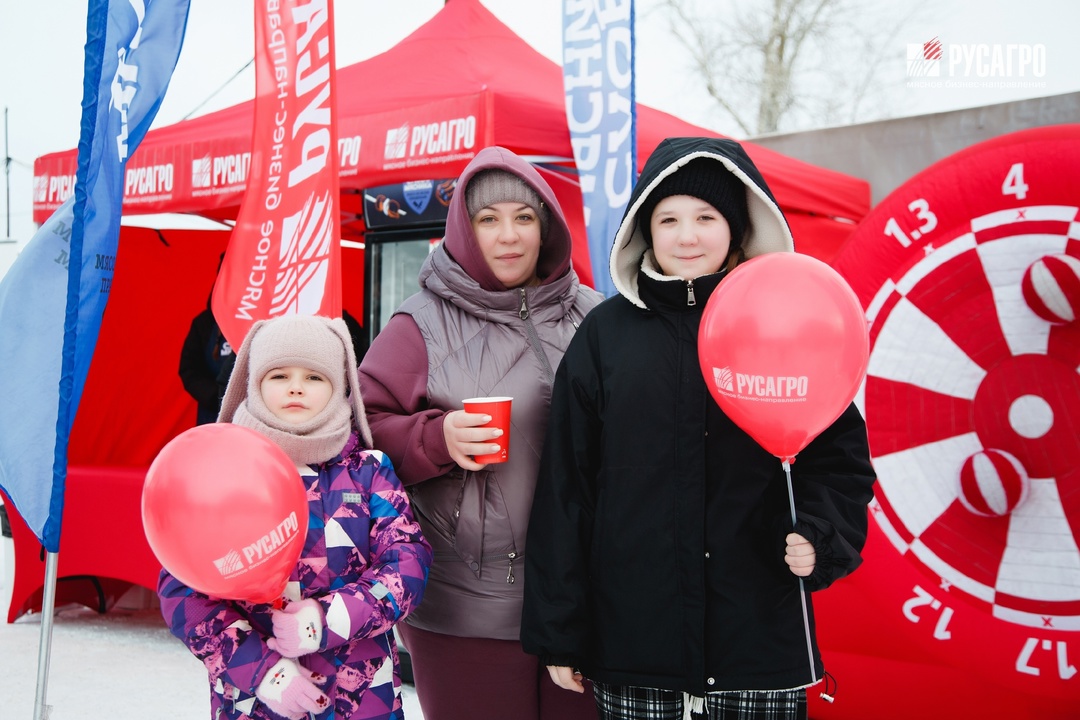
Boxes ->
[33,550,59,720]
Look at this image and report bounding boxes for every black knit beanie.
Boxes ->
[638,158,749,247]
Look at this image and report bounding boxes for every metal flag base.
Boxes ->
[33,550,59,720]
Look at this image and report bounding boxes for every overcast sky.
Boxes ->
[1,0,1077,245]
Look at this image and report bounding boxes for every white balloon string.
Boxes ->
[784,458,818,685]
[783,459,796,525]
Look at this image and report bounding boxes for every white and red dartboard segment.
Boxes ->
[862,202,1080,628]
[823,126,1080,715]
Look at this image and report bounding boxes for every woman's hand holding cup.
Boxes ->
[443,408,505,470]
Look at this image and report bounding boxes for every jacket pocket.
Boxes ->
[408,471,468,546]
[453,469,485,576]
[453,469,517,580]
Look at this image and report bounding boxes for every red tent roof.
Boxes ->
[34,0,869,265]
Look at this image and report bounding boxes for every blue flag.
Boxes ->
[562,0,636,297]
[0,0,191,552]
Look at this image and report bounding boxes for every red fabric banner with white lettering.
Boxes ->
[31,93,493,226]
[212,0,341,350]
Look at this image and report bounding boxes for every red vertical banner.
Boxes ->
[213,0,341,350]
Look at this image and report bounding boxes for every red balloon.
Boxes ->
[698,253,869,463]
[142,423,308,604]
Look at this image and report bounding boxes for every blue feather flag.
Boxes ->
[562,0,637,297]
[0,0,191,551]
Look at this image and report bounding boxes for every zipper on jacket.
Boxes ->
[565,297,586,329]
[506,551,518,584]
[686,280,697,307]
[519,288,555,383]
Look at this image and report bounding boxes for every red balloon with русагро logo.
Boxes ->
[697,253,869,463]
[141,423,308,604]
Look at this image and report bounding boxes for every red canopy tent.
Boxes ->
[33,0,869,271]
[10,0,870,622]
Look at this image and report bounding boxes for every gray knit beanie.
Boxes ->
[466,169,550,238]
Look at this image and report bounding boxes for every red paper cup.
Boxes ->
[462,396,512,464]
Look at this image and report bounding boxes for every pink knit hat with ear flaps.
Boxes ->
[218,315,373,462]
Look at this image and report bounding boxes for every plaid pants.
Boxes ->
[593,682,807,720]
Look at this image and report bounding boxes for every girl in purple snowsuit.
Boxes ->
[159,315,432,720]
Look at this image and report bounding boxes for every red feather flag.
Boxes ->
[213,0,342,349]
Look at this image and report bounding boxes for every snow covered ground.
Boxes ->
[0,533,424,719]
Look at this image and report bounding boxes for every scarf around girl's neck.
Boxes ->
[230,391,352,467]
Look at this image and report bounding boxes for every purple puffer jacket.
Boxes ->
[159,433,432,720]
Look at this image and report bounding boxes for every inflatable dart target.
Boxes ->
[818,125,1080,719]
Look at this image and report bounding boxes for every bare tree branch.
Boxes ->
[657,0,924,135]
[660,0,757,135]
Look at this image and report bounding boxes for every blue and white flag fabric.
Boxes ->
[0,0,191,551]
[562,0,636,297]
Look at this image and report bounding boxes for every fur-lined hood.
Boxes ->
[610,137,794,308]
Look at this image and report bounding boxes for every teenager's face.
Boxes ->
[259,366,333,425]
[649,194,732,281]
[471,201,542,288]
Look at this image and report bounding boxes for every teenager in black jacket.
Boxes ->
[521,137,876,720]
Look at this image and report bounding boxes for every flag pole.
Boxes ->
[33,551,60,720]
[4,106,11,238]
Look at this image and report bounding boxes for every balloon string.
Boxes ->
[783,459,818,686]
[782,459,796,525]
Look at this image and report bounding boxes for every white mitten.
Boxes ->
[255,658,329,719]
[267,598,324,657]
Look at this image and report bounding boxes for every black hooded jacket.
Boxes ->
[520,137,876,695]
